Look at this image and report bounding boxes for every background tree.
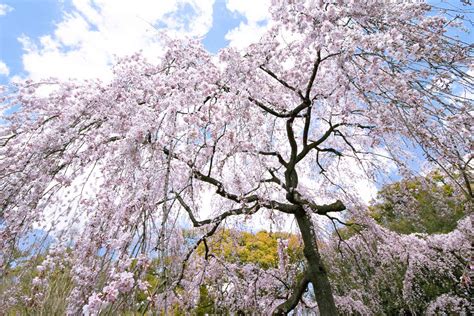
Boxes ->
[326,172,471,314]
[370,171,468,234]
[0,0,472,314]
[324,216,472,314]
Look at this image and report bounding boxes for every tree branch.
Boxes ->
[258,151,288,167]
[273,272,310,315]
[311,199,346,214]
[248,97,294,118]
[164,149,298,214]
[305,51,321,100]
[259,66,304,99]
[302,107,312,147]
[293,193,347,215]
[175,193,260,227]
[297,123,343,163]
[261,168,287,190]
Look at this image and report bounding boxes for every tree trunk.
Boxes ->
[295,210,338,315]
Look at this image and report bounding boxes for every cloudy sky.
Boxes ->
[1,1,470,84]
[0,0,271,84]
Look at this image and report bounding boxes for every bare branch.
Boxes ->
[293,193,347,215]
[258,151,288,167]
[297,123,343,163]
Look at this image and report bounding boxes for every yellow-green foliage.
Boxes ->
[197,229,303,269]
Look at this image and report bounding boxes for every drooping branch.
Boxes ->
[193,168,298,213]
[163,147,254,203]
[174,221,220,291]
[258,151,288,167]
[173,200,262,289]
[192,169,259,203]
[315,147,343,157]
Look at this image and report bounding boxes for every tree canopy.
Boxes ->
[0,0,472,314]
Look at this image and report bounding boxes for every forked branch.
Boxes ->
[273,272,310,315]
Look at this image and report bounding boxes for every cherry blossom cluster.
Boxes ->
[0,0,471,314]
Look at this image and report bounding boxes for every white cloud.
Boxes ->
[19,0,215,80]
[0,3,13,16]
[226,0,270,23]
[225,21,269,50]
[0,60,9,76]
[225,0,271,49]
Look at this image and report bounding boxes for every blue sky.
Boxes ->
[0,0,270,84]
[1,0,471,86]
[0,0,69,83]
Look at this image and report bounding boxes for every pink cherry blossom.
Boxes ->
[0,0,472,314]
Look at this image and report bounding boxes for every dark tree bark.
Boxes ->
[272,209,338,315]
[295,209,338,315]
[273,273,310,315]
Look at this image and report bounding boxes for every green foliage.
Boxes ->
[335,173,468,239]
[370,172,467,234]
[195,285,217,315]
[197,229,303,269]
[1,251,73,315]
[327,172,469,314]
